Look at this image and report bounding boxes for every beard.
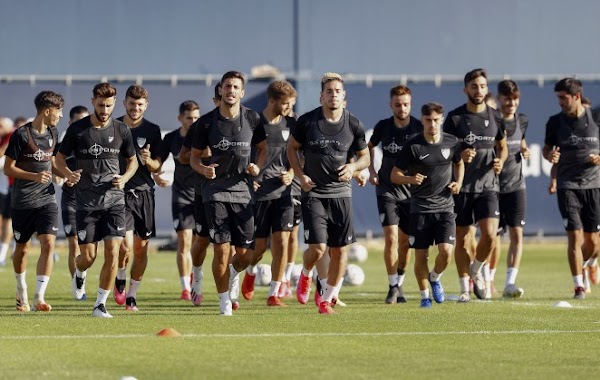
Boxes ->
[468,94,484,105]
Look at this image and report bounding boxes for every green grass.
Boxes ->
[1,240,599,380]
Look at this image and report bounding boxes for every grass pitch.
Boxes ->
[0,240,599,379]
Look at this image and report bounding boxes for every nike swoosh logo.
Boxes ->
[419,154,430,160]
[145,232,152,237]
[287,223,294,228]
[51,227,59,231]
[449,236,455,241]
[494,211,500,216]
[117,226,124,231]
[245,240,253,244]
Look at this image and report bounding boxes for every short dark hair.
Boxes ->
[69,105,88,120]
[34,91,64,112]
[179,100,199,115]
[497,80,520,99]
[421,102,444,116]
[221,71,245,88]
[554,78,583,97]
[125,84,149,100]
[93,82,117,98]
[214,83,222,100]
[267,80,297,100]
[390,85,411,98]
[464,68,487,86]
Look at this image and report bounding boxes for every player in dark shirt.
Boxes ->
[443,68,508,302]
[178,84,222,307]
[543,78,600,300]
[488,80,530,299]
[368,85,423,304]
[392,102,464,308]
[240,80,297,306]
[288,73,370,314]
[57,82,138,318]
[4,91,63,313]
[190,71,268,316]
[113,85,163,312]
[157,100,200,301]
[56,106,89,299]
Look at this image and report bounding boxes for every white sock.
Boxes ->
[284,263,294,282]
[388,274,399,287]
[573,275,584,288]
[420,289,430,299]
[323,282,335,303]
[180,276,191,291]
[95,288,110,307]
[218,291,230,311]
[429,271,443,282]
[471,259,485,275]
[319,277,328,292]
[192,266,202,283]
[301,267,311,277]
[75,268,86,279]
[459,276,470,293]
[269,281,281,297]
[0,242,9,262]
[490,268,497,281]
[333,277,344,299]
[397,270,406,286]
[591,257,599,267]
[229,263,239,277]
[15,272,27,300]
[246,265,255,275]
[506,267,519,286]
[482,263,491,281]
[116,267,127,281]
[127,279,140,298]
[35,275,50,300]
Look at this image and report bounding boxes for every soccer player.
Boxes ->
[178,83,222,307]
[57,106,89,299]
[157,100,200,300]
[190,71,268,316]
[4,91,63,312]
[392,102,464,308]
[543,78,600,300]
[114,85,163,312]
[240,80,297,306]
[488,80,530,298]
[0,116,15,267]
[288,72,370,314]
[57,82,138,318]
[443,68,507,302]
[368,85,422,304]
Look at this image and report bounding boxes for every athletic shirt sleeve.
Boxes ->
[291,113,310,145]
[5,127,27,161]
[120,125,136,158]
[58,125,76,156]
[350,117,368,152]
[192,113,211,150]
[519,114,529,139]
[369,121,383,146]
[158,131,173,162]
[150,125,163,160]
[544,116,558,146]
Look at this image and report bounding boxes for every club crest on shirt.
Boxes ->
[281,130,290,141]
[441,148,450,159]
[484,120,489,127]
[137,137,146,148]
[48,137,54,147]
[108,136,114,143]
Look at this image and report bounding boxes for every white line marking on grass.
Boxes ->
[2,329,600,340]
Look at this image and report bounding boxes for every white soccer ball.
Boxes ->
[254,263,272,286]
[348,243,368,263]
[344,263,365,286]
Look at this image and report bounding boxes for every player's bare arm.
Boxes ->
[4,155,52,184]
